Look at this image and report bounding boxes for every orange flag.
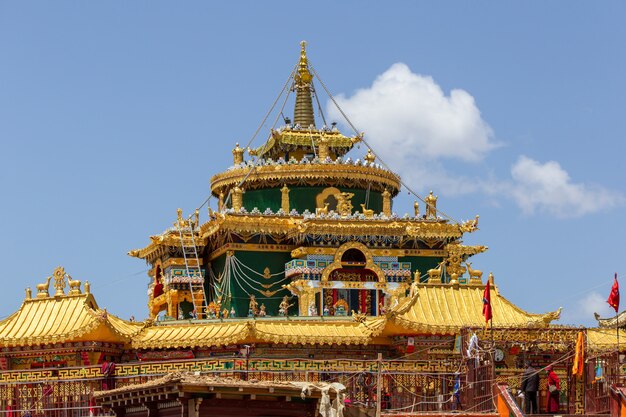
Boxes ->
[572,331,584,377]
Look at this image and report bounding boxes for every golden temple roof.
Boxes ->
[130,212,472,262]
[132,317,387,350]
[253,317,386,345]
[251,128,358,159]
[0,292,144,347]
[132,321,251,350]
[587,328,626,352]
[390,283,561,334]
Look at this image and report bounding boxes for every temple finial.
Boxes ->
[298,41,310,81]
[293,41,315,128]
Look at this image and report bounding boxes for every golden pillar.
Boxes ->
[232,187,243,211]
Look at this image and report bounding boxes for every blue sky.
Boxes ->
[1,2,624,326]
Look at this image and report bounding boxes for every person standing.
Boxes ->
[520,361,539,414]
[546,365,560,413]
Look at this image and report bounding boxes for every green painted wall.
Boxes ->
[399,256,444,283]
[209,250,293,317]
[241,186,384,214]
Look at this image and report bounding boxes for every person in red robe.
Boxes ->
[546,365,560,413]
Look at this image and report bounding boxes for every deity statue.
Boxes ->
[382,189,391,217]
[308,303,318,316]
[176,208,188,228]
[207,302,217,319]
[248,295,259,317]
[215,296,223,318]
[278,295,293,316]
[259,304,267,317]
[425,191,438,219]
[323,305,330,316]
[229,307,236,318]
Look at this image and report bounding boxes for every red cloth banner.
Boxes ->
[482,281,492,325]
[607,273,620,313]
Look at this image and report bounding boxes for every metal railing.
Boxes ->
[0,357,498,416]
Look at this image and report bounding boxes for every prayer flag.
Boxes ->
[607,274,620,313]
[482,281,492,325]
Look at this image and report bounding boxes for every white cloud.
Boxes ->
[327,64,624,218]
[327,63,497,164]
[506,156,623,218]
[561,291,616,325]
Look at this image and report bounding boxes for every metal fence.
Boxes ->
[585,351,623,415]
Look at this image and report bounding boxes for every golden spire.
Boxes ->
[293,41,315,128]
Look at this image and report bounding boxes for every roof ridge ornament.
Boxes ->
[296,40,312,87]
[53,266,67,296]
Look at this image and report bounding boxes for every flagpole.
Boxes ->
[615,272,619,358]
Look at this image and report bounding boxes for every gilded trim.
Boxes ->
[321,242,386,283]
[208,243,296,261]
[291,246,446,259]
[210,163,401,196]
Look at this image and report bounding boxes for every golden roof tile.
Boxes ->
[132,321,251,350]
[253,317,386,346]
[587,327,626,352]
[390,283,560,334]
[0,293,143,347]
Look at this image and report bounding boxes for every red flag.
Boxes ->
[482,280,492,325]
[607,274,619,313]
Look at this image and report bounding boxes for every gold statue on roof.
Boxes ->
[175,208,189,228]
[53,266,66,296]
[425,191,438,219]
[382,189,391,216]
[36,276,51,298]
[364,149,376,164]
[232,143,244,165]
